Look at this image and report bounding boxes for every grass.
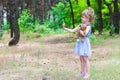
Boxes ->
[41,33,120,80]
[2,59,120,80]
[0,33,120,80]
[90,59,120,80]
[42,58,120,80]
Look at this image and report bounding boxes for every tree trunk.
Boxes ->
[19,0,24,14]
[87,0,91,7]
[0,0,3,30]
[86,0,95,34]
[6,0,13,37]
[8,0,20,46]
[44,0,48,20]
[38,0,44,24]
[113,0,119,34]
[68,0,75,28]
[97,0,103,34]
[48,0,52,9]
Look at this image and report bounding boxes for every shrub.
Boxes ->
[18,10,34,32]
[0,29,3,39]
[90,34,98,44]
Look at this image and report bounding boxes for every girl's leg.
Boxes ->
[83,56,90,78]
[80,56,86,75]
[85,56,90,74]
[75,56,84,77]
[80,56,84,73]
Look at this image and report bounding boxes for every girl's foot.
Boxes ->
[83,73,90,79]
[75,72,84,78]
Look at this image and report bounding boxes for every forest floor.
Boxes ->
[0,33,120,80]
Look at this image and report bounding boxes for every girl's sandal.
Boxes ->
[83,74,90,79]
[75,72,84,78]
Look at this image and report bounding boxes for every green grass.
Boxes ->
[90,59,120,80]
[39,59,120,80]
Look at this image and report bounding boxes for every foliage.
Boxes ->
[18,10,35,32]
[35,24,51,34]
[102,2,113,31]
[109,25,115,36]
[43,0,119,35]
[92,16,98,32]
[90,33,98,44]
[3,0,119,36]
[47,0,103,31]
[24,31,34,39]
[47,0,90,30]
[48,2,68,30]
[72,0,87,26]
[0,29,3,39]
[90,0,98,14]
[3,22,10,30]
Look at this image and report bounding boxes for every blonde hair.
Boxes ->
[82,7,94,22]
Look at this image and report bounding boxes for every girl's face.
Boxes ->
[81,15,89,23]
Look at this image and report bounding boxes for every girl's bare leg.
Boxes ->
[81,56,86,75]
[75,56,84,77]
[80,56,84,74]
[83,56,90,79]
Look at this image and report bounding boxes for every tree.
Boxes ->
[97,0,103,34]
[87,0,91,7]
[103,0,113,25]
[0,0,3,30]
[86,0,96,34]
[68,0,75,28]
[8,0,20,46]
[103,0,114,35]
[113,0,119,34]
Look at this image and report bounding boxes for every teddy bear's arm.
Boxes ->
[79,26,90,37]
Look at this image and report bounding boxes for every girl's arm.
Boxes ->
[62,22,80,33]
[79,26,90,37]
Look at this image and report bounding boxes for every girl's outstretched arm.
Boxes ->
[62,22,80,33]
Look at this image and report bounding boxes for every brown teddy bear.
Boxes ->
[74,24,87,42]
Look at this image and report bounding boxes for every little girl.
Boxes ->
[62,7,94,79]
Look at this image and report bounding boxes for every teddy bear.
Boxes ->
[74,24,87,42]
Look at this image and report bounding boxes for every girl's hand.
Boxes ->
[80,30,86,37]
[62,22,66,29]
